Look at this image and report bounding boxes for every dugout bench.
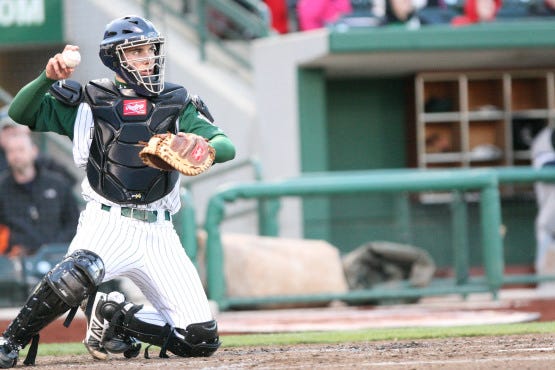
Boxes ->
[202,167,555,311]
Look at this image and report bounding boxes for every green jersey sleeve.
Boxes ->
[8,71,78,139]
[178,103,235,163]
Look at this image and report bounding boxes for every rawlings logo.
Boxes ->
[123,99,147,116]
[191,144,206,162]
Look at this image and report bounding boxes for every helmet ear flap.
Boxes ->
[99,47,116,71]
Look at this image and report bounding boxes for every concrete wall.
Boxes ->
[251,30,329,237]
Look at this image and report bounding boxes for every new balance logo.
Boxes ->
[90,318,105,340]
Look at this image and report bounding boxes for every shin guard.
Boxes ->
[0,250,104,366]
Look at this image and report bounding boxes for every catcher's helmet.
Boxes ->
[99,15,165,96]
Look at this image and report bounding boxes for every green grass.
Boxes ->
[22,321,555,356]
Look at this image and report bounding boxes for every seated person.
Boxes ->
[417,0,461,24]
[451,0,502,25]
[0,131,79,257]
[529,0,555,16]
[0,122,77,185]
[297,0,353,30]
[383,0,422,27]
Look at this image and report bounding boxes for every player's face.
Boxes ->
[122,44,157,76]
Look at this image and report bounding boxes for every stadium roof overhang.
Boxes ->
[302,20,555,78]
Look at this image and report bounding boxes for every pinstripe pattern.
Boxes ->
[69,102,212,329]
[68,202,212,328]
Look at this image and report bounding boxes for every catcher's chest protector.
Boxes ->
[85,79,190,204]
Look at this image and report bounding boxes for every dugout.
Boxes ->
[251,20,555,274]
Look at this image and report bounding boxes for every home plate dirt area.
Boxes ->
[2,289,555,369]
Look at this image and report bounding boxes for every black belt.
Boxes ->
[101,204,170,223]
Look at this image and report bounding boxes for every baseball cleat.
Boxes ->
[0,337,18,368]
[99,294,141,355]
[83,339,109,361]
[83,292,110,360]
[86,291,140,356]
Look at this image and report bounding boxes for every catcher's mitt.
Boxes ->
[139,132,215,176]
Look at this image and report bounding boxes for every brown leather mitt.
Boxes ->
[139,132,215,176]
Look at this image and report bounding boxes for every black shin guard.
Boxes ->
[105,303,220,358]
[1,250,104,366]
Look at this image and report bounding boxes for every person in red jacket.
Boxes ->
[297,0,353,31]
[264,0,289,33]
[451,0,502,25]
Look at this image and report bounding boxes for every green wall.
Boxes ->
[0,0,63,46]
[300,74,409,251]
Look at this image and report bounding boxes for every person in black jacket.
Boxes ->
[0,123,78,186]
[0,130,79,257]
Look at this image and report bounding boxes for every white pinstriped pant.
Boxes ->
[67,201,213,329]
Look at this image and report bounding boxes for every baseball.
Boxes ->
[62,50,81,68]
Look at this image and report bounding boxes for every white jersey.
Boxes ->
[67,101,213,329]
[72,103,182,214]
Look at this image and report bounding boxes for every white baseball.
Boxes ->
[62,50,81,68]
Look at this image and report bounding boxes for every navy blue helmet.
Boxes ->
[99,16,165,96]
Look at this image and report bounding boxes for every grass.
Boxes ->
[22,321,555,356]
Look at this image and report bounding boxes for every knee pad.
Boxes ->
[176,320,221,357]
[104,299,220,358]
[46,249,105,306]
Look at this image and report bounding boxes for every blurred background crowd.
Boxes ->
[199,0,555,38]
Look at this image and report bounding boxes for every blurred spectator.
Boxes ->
[529,0,555,16]
[0,123,29,172]
[383,0,422,26]
[531,126,555,290]
[0,132,79,257]
[297,0,353,30]
[417,0,461,24]
[496,0,555,19]
[0,123,77,186]
[451,0,502,25]
[360,0,427,27]
[264,0,290,33]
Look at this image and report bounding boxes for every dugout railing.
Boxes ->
[203,167,555,311]
[177,156,264,264]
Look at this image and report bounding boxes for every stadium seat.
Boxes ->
[22,243,68,293]
[22,243,122,295]
[0,256,26,307]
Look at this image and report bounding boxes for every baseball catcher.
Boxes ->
[1,15,235,367]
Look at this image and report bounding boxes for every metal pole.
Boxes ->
[479,183,504,297]
[451,191,469,285]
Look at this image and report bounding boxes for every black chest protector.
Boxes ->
[84,79,190,205]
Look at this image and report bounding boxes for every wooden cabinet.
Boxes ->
[416,70,554,170]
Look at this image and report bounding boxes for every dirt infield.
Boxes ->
[2,293,555,368]
[22,333,555,369]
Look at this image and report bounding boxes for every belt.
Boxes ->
[101,204,170,223]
